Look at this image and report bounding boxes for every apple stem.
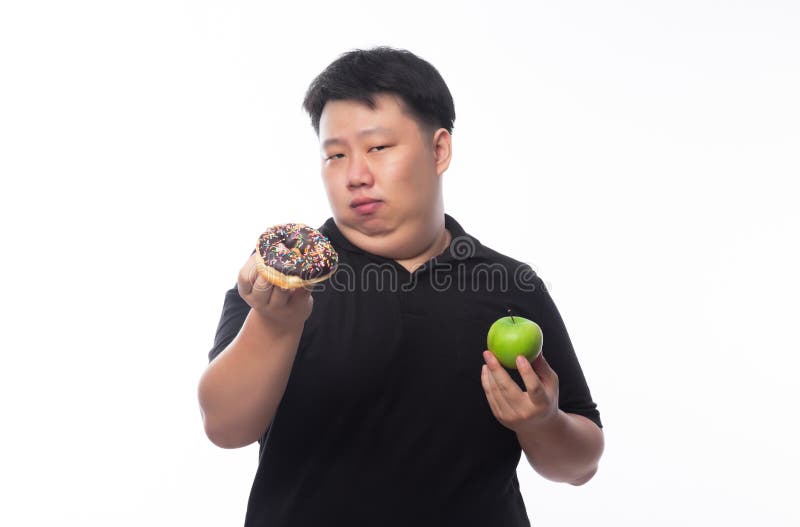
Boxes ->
[507,306,515,324]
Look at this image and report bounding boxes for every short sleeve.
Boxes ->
[208,284,251,362]
[531,276,603,429]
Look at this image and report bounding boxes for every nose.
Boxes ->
[346,154,374,189]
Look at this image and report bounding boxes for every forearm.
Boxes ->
[516,410,604,485]
[198,309,304,448]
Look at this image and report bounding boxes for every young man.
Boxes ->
[198,47,603,527]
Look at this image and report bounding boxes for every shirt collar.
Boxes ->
[318,214,484,263]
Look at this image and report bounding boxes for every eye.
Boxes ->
[369,145,388,152]
[325,153,345,161]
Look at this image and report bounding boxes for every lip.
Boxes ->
[350,197,383,216]
[350,196,381,207]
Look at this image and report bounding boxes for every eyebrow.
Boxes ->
[322,127,393,149]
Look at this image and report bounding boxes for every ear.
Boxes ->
[431,128,452,177]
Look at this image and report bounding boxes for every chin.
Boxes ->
[338,212,390,236]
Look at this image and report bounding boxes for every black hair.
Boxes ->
[302,46,455,137]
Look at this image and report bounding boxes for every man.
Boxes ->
[198,46,603,527]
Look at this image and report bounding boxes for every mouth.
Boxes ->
[350,198,383,216]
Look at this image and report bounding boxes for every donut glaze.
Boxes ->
[256,223,338,288]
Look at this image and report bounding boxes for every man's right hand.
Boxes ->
[237,252,314,330]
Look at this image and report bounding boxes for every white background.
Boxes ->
[2,1,798,525]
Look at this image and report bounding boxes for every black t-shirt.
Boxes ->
[208,215,602,527]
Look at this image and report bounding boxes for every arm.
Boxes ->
[515,410,604,485]
[198,252,313,449]
[512,271,604,484]
[481,351,604,485]
[198,307,305,448]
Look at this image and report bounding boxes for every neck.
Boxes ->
[394,226,451,273]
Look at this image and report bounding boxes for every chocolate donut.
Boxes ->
[255,223,338,289]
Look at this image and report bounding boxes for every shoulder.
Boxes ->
[468,238,543,287]
[446,214,546,293]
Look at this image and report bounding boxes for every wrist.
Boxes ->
[248,308,306,338]
[515,408,566,440]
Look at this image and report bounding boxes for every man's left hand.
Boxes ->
[480,350,560,434]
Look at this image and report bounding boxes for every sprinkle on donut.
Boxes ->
[256,223,338,284]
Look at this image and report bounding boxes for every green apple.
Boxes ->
[487,314,543,369]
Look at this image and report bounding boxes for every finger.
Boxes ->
[531,352,558,388]
[483,352,517,416]
[516,355,544,394]
[247,257,261,285]
[248,259,276,300]
[481,365,503,417]
[237,276,251,297]
[252,269,270,290]
[270,286,293,306]
[287,286,311,306]
[255,276,275,304]
[237,256,258,296]
[483,351,521,398]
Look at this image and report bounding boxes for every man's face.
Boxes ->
[318,93,449,251]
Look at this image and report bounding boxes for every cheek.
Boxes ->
[405,153,437,191]
[387,151,429,184]
[391,161,437,210]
